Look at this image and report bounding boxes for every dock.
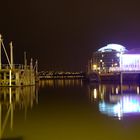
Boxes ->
[0,35,38,86]
[39,71,85,79]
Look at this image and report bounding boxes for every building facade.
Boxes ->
[89,44,127,73]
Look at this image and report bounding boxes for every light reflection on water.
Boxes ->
[1,80,140,140]
[0,86,38,139]
[39,79,83,87]
[88,83,140,120]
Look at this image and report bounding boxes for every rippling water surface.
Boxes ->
[1,79,140,140]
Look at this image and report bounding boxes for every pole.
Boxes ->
[24,52,27,69]
[35,60,38,74]
[10,42,13,69]
[30,58,33,69]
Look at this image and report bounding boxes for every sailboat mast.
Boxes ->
[10,42,13,69]
[24,51,27,69]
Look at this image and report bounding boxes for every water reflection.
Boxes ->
[88,83,140,120]
[0,86,38,139]
[39,79,83,87]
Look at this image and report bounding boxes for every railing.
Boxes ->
[0,64,30,70]
[39,71,85,79]
[109,67,140,72]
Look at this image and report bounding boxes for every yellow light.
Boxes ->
[92,64,97,70]
[94,88,97,99]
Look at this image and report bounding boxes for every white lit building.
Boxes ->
[120,49,140,71]
[89,44,128,73]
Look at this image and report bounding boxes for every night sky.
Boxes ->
[1,0,140,71]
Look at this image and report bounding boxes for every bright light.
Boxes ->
[121,54,140,70]
[98,44,127,52]
[94,88,97,99]
[99,95,140,120]
[137,86,140,94]
[92,64,97,70]
[116,53,120,57]
[116,88,119,94]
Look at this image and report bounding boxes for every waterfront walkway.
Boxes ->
[38,71,85,79]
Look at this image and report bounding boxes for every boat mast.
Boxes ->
[24,51,27,69]
[10,42,13,69]
[30,58,33,69]
[1,39,11,69]
[35,59,38,74]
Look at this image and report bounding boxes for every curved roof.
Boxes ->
[98,44,127,53]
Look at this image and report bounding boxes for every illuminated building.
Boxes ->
[120,49,140,71]
[89,44,128,73]
[87,44,140,82]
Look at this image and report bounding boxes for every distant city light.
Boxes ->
[98,44,127,52]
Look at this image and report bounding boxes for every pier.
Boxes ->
[39,71,85,79]
[0,35,38,86]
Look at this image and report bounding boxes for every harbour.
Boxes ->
[1,41,140,139]
[2,1,140,140]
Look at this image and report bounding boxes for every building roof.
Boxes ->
[98,44,127,53]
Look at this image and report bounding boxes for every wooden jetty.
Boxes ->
[0,35,38,86]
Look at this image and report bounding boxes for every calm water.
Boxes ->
[1,80,140,140]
